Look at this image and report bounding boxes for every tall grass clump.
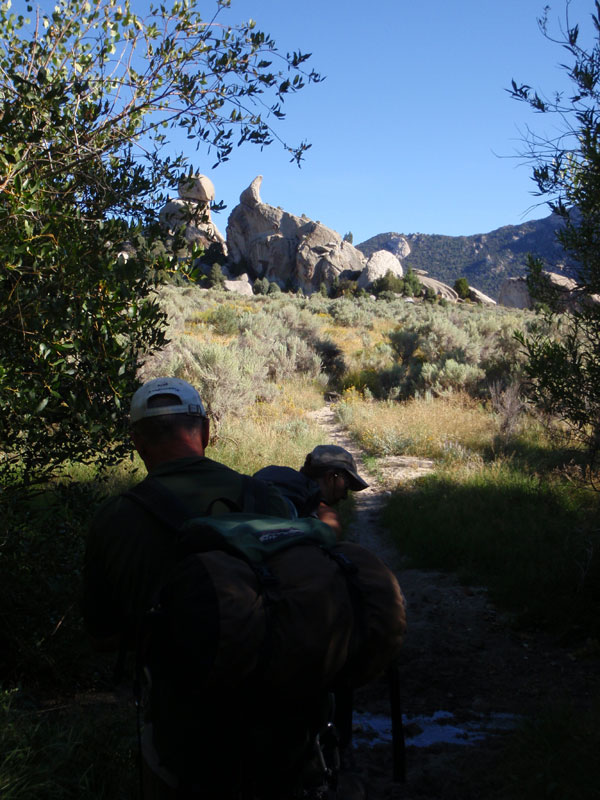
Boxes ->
[0,690,138,799]
[382,460,600,636]
[334,391,495,460]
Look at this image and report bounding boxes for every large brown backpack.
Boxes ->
[127,477,406,696]
[125,477,407,791]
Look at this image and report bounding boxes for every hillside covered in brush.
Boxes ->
[358,213,576,299]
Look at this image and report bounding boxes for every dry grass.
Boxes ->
[210,378,328,475]
[323,318,393,359]
[335,390,495,460]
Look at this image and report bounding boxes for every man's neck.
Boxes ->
[138,431,206,472]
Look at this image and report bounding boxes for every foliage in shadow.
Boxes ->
[383,467,600,638]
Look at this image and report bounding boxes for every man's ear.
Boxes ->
[131,428,152,469]
[201,417,210,449]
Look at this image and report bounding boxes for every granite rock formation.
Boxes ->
[356,232,411,261]
[415,272,459,302]
[357,250,404,290]
[497,271,597,310]
[226,176,367,293]
[159,174,227,253]
[468,286,497,306]
[223,274,254,296]
[497,277,532,309]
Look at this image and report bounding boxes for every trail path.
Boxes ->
[307,406,598,800]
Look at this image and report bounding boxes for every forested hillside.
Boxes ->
[359,213,575,298]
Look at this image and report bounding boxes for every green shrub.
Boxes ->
[372,269,405,295]
[328,298,374,328]
[253,277,270,295]
[454,277,471,299]
[207,305,240,335]
[403,267,423,297]
[206,263,226,288]
[330,278,359,298]
[378,289,401,302]
[420,358,486,396]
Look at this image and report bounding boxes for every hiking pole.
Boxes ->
[133,665,146,800]
[387,662,406,783]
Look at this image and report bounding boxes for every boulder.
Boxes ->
[547,272,578,295]
[356,232,411,260]
[358,250,404,289]
[226,176,367,293]
[223,275,253,296]
[468,286,497,306]
[498,271,590,309]
[179,174,215,204]
[418,275,459,302]
[159,173,227,253]
[498,277,532,309]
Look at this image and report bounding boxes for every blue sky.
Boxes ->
[173,0,593,244]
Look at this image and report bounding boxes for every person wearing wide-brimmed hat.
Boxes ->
[255,444,369,538]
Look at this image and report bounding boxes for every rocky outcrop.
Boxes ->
[498,277,532,309]
[497,271,595,310]
[357,250,404,290]
[226,176,367,293]
[223,274,254,296]
[159,174,227,253]
[356,232,411,261]
[468,287,497,306]
[417,274,459,302]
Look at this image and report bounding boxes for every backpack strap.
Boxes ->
[125,474,266,526]
[124,476,191,534]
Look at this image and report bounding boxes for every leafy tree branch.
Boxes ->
[0,0,321,485]
[509,1,600,469]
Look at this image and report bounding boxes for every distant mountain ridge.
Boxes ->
[357,213,575,299]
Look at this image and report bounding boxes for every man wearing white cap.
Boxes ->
[84,377,290,645]
[83,377,297,799]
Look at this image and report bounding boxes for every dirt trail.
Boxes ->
[307,405,599,800]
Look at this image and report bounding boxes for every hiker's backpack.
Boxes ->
[126,476,406,699]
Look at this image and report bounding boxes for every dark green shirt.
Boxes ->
[83,456,291,640]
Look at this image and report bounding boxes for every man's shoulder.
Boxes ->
[153,456,292,518]
[91,491,135,526]
[254,465,303,483]
[91,456,292,525]
[253,465,320,517]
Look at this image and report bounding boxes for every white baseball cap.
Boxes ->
[130,377,206,425]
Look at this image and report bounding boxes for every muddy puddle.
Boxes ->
[352,710,520,748]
